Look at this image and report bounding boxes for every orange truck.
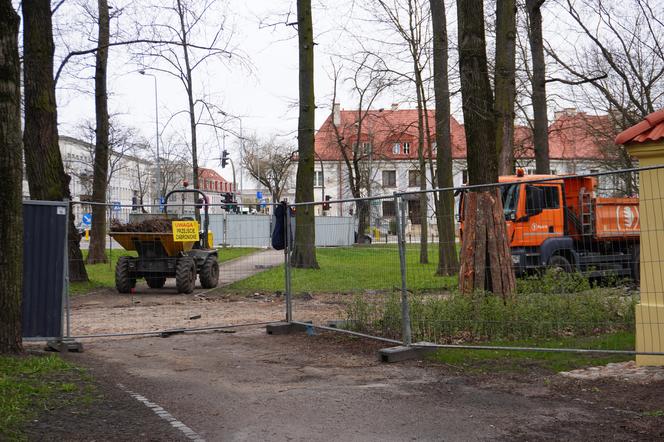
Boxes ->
[460,170,640,279]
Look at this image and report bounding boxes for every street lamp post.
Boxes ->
[139,70,161,208]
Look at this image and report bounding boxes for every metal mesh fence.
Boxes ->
[66,200,285,338]
[284,167,663,355]
[59,166,664,355]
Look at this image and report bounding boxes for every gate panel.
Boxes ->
[22,201,67,339]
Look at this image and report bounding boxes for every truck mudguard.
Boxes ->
[539,237,578,267]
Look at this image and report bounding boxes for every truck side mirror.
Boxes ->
[525,185,545,216]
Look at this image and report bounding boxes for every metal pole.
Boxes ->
[284,202,293,322]
[239,119,243,200]
[63,201,71,340]
[395,193,412,346]
[153,75,161,207]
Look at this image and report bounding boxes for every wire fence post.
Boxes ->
[284,202,293,323]
[395,193,412,346]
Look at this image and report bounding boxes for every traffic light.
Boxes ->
[221,150,229,168]
[322,195,331,211]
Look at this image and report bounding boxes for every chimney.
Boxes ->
[333,103,341,126]
[391,103,399,111]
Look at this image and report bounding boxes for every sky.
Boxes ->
[49,0,612,188]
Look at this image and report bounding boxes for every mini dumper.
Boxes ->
[109,189,219,294]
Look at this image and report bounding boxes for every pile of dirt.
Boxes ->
[110,218,173,233]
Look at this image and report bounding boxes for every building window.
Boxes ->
[392,143,401,154]
[362,142,372,154]
[408,170,421,187]
[314,170,324,187]
[432,142,437,152]
[382,200,396,217]
[382,170,396,187]
[403,142,411,154]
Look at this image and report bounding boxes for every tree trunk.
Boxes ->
[0,0,23,354]
[414,69,428,264]
[458,190,515,299]
[87,0,110,265]
[23,0,88,282]
[457,0,515,297]
[430,0,459,276]
[176,0,200,221]
[494,0,517,176]
[527,0,550,174]
[291,0,319,269]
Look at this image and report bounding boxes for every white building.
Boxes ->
[284,106,628,235]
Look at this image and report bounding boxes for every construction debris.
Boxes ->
[110,218,173,233]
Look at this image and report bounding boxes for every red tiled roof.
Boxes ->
[198,167,229,182]
[615,109,664,145]
[315,109,467,161]
[315,109,609,162]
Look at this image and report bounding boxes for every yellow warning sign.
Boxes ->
[172,220,200,242]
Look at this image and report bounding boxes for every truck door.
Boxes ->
[516,183,564,247]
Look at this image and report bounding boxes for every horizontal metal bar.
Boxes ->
[290,321,403,345]
[411,343,661,355]
[287,163,664,207]
[22,200,68,207]
[66,321,275,340]
[69,201,281,208]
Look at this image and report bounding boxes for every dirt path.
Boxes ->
[66,328,663,441]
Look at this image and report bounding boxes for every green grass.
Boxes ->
[0,355,83,440]
[428,331,634,373]
[230,245,457,293]
[217,247,259,263]
[70,247,259,295]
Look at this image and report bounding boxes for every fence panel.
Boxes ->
[22,201,68,339]
[285,168,664,356]
[67,201,285,338]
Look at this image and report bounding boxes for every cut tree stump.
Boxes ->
[459,188,515,299]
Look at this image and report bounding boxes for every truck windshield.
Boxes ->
[501,184,519,220]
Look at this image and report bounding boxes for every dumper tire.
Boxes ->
[176,257,196,294]
[115,256,136,294]
[548,254,572,273]
[146,277,167,289]
[199,256,219,289]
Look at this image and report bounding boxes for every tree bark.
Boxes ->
[0,0,23,354]
[414,68,429,264]
[457,0,515,297]
[291,0,319,269]
[87,0,110,265]
[527,0,550,174]
[176,0,200,221]
[430,0,459,276]
[494,0,517,176]
[23,0,88,282]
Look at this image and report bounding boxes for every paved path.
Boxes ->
[218,248,284,286]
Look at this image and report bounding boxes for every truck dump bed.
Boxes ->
[563,175,639,241]
[592,197,640,240]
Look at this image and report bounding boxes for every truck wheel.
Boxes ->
[176,257,196,294]
[631,244,640,284]
[548,255,572,273]
[146,277,167,289]
[199,256,219,289]
[115,256,136,293]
